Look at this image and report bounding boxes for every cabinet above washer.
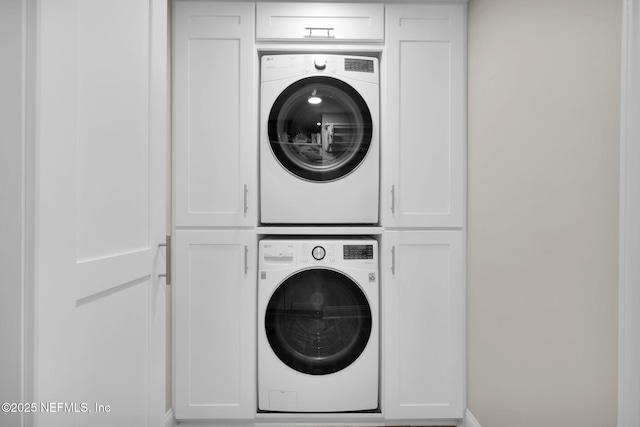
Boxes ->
[256,2,384,42]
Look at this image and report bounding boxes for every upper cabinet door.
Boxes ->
[173,2,256,227]
[256,2,384,42]
[382,4,465,228]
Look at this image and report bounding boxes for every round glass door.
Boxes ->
[268,76,373,182]
[265,268,372,375]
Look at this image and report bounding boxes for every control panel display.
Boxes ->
[343,244,374,260]
[344,58,374,73]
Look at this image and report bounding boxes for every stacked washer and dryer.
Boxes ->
[258,54,380,412]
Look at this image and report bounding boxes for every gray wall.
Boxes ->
[467,0,621,425]
[0,1,25,427]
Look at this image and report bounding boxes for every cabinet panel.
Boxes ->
[383,231,464,419]
[382,4,465,228]
[173,2,256,227]
[174,230,256,419]
[256,2,384,41]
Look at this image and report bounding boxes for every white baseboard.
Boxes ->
[166,408,478,427]
[464,409,482,427]
[165,408,176,427]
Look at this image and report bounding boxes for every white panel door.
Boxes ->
[382,4,465,228]
[173,2,256,227]
[174,230,256,419]
[383,231,464,420]
[33,0,167,426]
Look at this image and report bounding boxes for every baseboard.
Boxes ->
[166,408,476,427]
[165,408,176,427]
[464,409,482,427]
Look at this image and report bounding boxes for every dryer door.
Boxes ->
[268,76,373,182]
[265,268,372,375]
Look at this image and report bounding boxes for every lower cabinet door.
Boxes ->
[174,230,256,419]
[383,231,464,420]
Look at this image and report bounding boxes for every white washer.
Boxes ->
[260,54,380,224]
[258,238,379,412]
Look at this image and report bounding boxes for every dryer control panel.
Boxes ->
[261,54,379,85]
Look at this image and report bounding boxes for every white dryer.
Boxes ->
[260,54,379,224]
[258,238,379,412]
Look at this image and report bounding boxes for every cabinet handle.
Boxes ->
[158,235,171,285]
[391,246,396,275]
[243,184,248,214]
[391,185,396,214]
[305,27,334,38]
[244,245,249,275]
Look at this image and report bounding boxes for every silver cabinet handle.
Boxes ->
[244,245,249,275]
[158,235,171,285]
[391,246,396,275]
[305,27,334,38]
[243,184,248,214]
[391,185,396,214]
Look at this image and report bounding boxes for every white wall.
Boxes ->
[0,1,25,426]
[467,0,621,425]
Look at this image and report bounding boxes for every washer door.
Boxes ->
[268,76,373,182]
[265,268,372,375]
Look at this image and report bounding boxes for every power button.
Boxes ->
[312,246,326,260]
[314,57,327,70]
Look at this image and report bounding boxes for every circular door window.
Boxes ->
[268,76,373,182]
[265,268,372,375]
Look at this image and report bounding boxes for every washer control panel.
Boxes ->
[260,239,378,268]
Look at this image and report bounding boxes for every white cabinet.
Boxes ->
[171,1,467,423]
[173,1,256,227]
[174,230,256,419]
[256,2,384,42]
[382,230,464,420]
[382,4,465,228]
[381,4,466,421]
